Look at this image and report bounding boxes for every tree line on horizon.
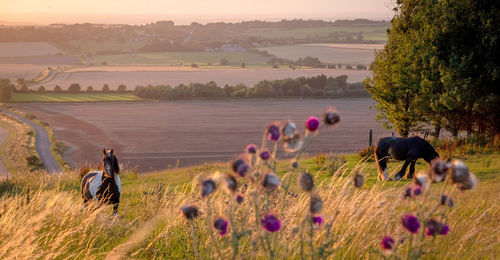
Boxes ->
[134,75,367,100]
[364,0,499,139]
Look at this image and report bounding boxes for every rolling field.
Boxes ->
[91,51,269,67]
[11,93,139,102]
[259,43,384,65]
[0,42,61,57]
[236,25,388,41]
[14,98,392,172]
[0,64,53,82]
[32,68,371,90]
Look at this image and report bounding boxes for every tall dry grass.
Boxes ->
[0,162,498,259]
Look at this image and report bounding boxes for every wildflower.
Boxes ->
[305,116,320,132]
[429,159,449,183]
[201,179,216,198]
[262,173,280,191]
[323,109,340,126]
[283,133,303,152]
[426,219,450,236]
[312,215,324,226]
[232,159,249,177]
[214,218,229,236]
[412,185,422,196]
[181,204,199,220]
[260,150,270,160]
[310,195,323,214]
[440,194,454,207]
[414,172,429,191]
[267,123,281,141]
[450,160,470,184]
[439,224,450,235]
[402,214,420,234]
[224,174,238,192]
[261,214,281,232]
[292,161,299,168]
[353,173,364,188]
[381,236,395,250]
[246,144,257,154]
[457,173,477,190]
[282,121,297,138]
[236,194,244,204]
[298,172,314,191]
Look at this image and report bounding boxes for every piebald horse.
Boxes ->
[374,136,439,181]
[81,149,121,213]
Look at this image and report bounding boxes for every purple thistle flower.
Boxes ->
[323,109,340,126]
[439,224,450,235]
[381,236,395,250]
[292,161,299,168]
[312,216,324,226]
[260,151,270,160]
[305,116,320,132]
[441,194,454,207]
[261,214,281,232]
[180,204,199,220]
[246,144,257,154]
[402,214,420,234]
[236,194,244,204]
[200,179,216,198]
[267,124,280,141]
[214,218,229,236]
[412,185,422,196]
[232,159,249,177]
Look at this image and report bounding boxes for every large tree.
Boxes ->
[365,0,500,137]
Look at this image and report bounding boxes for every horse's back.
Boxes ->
[81,171,101,200]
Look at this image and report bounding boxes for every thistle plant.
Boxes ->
[378,159,478,259]
[179,107,341,259]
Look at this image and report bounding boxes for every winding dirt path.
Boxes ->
[0,107,61,173]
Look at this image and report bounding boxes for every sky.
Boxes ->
[0,0,395,25]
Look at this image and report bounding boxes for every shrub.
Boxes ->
[68,83,81,93]
[117,84,127,93]
[54,85,62,92]
[26,155,44,171]
[86,86,93,93]
[102,84,110,93]
[358,145,375,161]
[37,86,46,93]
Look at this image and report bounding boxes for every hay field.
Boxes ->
[14,98,391,171]
[259,43,384,65]
[91,51,269,67]
[0,42,61,57]
[10,93,139,102]
[32,68,371,90]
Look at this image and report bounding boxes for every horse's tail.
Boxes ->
[79,165,91,180]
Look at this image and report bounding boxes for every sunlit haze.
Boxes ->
[0,0,394,25]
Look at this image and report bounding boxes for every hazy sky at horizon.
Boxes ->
[0,0,395,25]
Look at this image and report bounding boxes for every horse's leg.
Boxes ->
[394,159,412,180]
[375,146,390,181]
[408,160,417,179]
[113,204,118,214]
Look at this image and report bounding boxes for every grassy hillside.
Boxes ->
[0,152,498,258]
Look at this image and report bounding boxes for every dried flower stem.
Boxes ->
[205,199,222,259]
[189,220,200,260]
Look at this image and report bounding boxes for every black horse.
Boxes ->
[374,136,439,181]
[81,149,121,213]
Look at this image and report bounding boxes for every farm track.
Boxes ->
[0,107,61,173]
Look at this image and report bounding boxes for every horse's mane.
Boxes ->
[111,154,120,174]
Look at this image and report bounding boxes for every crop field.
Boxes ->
[0,42,62,57]
[91,51,270,67]
[11,93,139,102]
[66,40,146,54]
[236,25,388,41]
[13,98,392,172]
[259,43,384,65]
[0,64,54,82]
[31,68,371,90]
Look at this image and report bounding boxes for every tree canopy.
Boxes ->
[364,0,500,137]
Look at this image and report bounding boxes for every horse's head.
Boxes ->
[422,139,439,163]
[102,149,119,177]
